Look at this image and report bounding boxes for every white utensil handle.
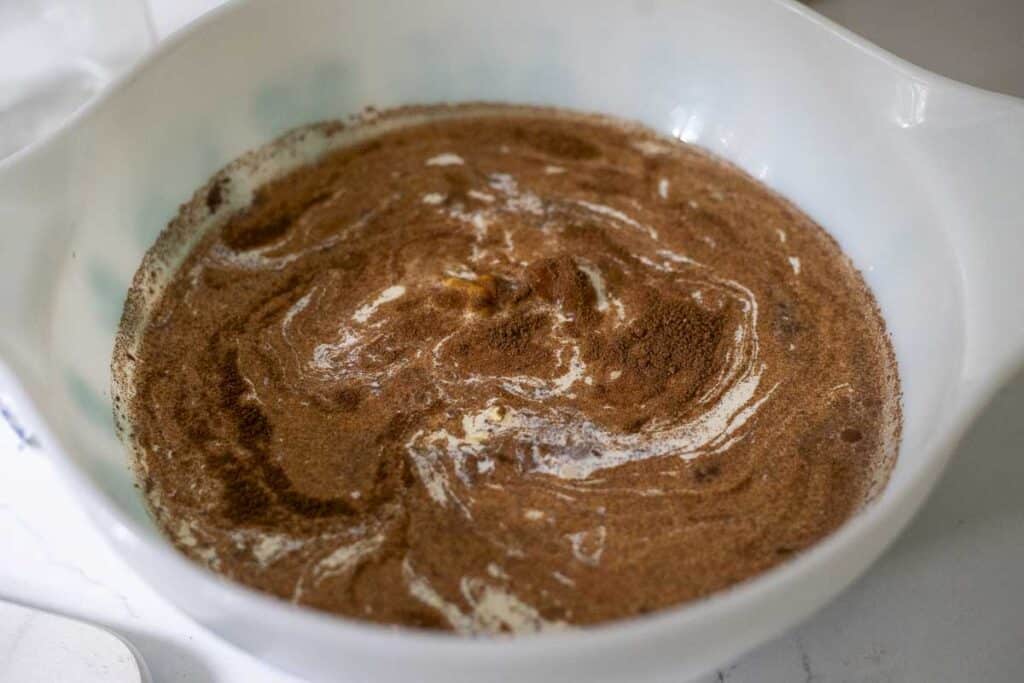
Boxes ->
[0,600,149,683]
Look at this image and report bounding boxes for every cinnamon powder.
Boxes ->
[114,105,900,633]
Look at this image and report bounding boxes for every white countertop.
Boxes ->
[2,2,1022,681]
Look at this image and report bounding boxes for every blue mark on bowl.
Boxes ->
[0,396,40,450]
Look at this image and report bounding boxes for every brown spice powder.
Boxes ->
[114,105,900,634]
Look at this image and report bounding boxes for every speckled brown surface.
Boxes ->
[114,105,900,634]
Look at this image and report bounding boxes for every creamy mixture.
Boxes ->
[114,105,900,633]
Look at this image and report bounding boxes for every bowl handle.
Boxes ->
[0,0,153,390]
[922,84,1024,412]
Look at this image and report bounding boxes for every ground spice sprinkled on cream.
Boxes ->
[114,105,900,634]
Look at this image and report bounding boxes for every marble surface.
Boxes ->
[2,1,1022,681]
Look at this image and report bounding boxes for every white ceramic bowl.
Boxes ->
[1,1,1022,681]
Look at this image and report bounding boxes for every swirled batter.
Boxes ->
[115,105,900,634]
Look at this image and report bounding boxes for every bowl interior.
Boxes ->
[46,0,963,568]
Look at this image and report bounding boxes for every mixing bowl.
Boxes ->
[1,0,1022,680]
